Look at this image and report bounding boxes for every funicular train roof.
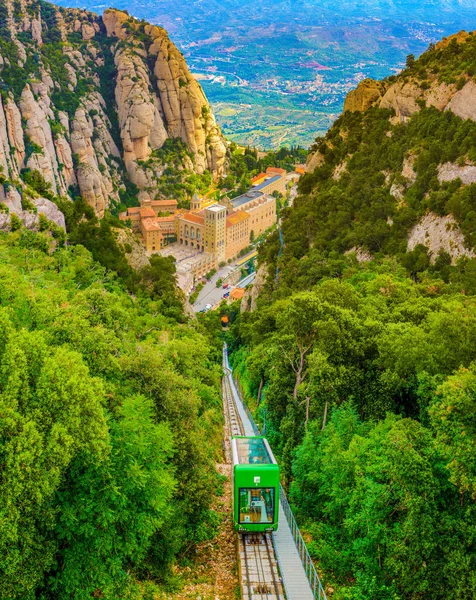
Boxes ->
[231,436,277,467]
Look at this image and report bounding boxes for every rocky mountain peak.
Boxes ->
[0,0,227,221]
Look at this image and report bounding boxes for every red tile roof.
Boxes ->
[142,220,161,231]
[140,207,157,219]
[266,167,286,176]
[231,288,245,299]
[251,172,267,184]
[151,199,178,207]
[226,210,250,228]
[181,212,205,225]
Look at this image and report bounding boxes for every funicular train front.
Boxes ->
[231,436,280,532]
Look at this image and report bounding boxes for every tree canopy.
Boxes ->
[0,227,223,599]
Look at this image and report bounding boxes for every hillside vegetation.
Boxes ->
[276,30,476,289]
[227,30,476,600]
[0,226,223,599]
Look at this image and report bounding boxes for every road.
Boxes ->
[193,266,233,313]
[193,267,256,313]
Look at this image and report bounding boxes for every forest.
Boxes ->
[227,260,476,599]
[0,225,223,599]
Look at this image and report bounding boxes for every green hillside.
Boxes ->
[0,227,223,599]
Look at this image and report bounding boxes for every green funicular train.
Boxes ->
[231,436,280,532]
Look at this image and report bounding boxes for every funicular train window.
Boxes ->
[235,438,272,464]
[239,488,275,524]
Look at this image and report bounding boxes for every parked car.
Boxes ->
[223,292,230,298]
[205,303,213,311]
[222,283,230,289]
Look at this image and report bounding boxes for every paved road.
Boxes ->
[193,265,235,312]
[193,268,256,313]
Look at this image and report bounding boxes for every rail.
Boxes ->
[275,224,284,283]
[229,368,327,600]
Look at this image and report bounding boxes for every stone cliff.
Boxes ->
[307,30,476,175]
[0,1,227,221]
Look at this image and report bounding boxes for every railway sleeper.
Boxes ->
[254,583,272,594]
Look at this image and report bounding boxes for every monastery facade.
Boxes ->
[119,167,283,281]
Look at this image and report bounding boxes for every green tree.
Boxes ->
[430,366,476,498]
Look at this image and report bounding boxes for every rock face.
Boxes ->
[408,213,474,263]
[344,79,387,113]
[344,247,373,263]
[0,185,66,232]
[445,80,476,122]
[438,162,476,186]
[305,150,324,174]
[379,81,422,122]
[241,262,268,313]
[114,227,150,271]
[0,1,228,217]
[330,32,475,131]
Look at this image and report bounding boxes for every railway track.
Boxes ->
[222,364,285,600]
[223,368,244,437]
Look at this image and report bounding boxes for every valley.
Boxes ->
[56,0,476,147]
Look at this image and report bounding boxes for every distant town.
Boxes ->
[120,166,303,301]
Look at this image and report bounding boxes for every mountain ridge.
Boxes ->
[279,29,476,286]
[0,0,227,219]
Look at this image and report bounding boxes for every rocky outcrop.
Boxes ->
[0,1,228,218]
[380,81,421,122]
[345,246,373,262]
[344,79,387,113]
[445,80,476,122]
[0,185,66,231]
[402,153,417,183]
[407,213,474,263]
[438,162,476,186]
[340,32,474,127]
[103,8,227,191]
[0,186,23,214]
[241,262,268,313]
[114,227,150,271]
[33,197,66,229]
[333,160,347,180]
[305,150,324,174]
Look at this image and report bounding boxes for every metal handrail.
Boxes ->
[279,484,327,600]
[231,370,327,600]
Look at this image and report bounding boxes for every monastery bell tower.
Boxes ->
[204,204,226,263]
[191,193,202,212]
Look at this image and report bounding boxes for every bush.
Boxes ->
[206,269,217,280]
[10,212,22,231]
